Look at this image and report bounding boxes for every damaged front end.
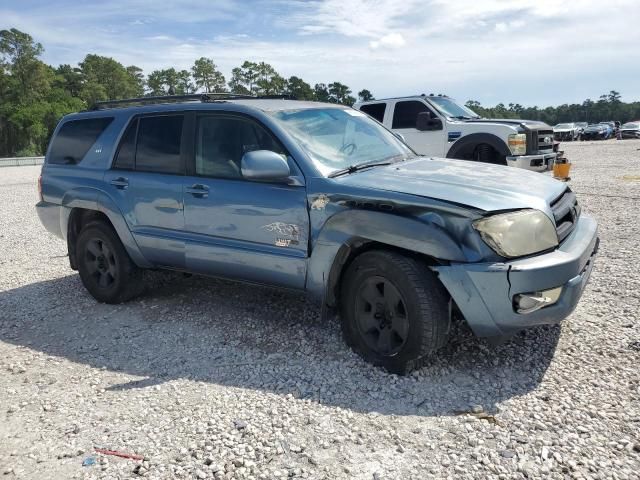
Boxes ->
[432,214,598,337]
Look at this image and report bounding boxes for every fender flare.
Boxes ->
[446,133,511,160]
[60,189,151,269]
[305,209,467,308]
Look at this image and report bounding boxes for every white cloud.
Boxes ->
[1,0,639,106]
[369,33,406,50]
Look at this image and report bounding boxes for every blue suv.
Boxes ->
[37,94,599,373]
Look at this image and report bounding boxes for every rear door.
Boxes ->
[390,100,445,156]
[182,112,309,289]
[103,113,186,268]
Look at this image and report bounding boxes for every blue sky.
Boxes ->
[1,0,638,106]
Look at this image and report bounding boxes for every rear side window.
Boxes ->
[392,101,431,129]
[48,117,113,165]
[134,115,184,174]
[113,119,138,170]
[359,103,386,123]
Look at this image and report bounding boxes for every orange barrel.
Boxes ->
[553,162,571,179]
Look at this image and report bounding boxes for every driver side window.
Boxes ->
[392,101,434,129]
[195,116,285,179]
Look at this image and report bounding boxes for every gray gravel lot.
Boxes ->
[1,139,639,479]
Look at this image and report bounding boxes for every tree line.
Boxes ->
[1,27,639,157]
[465,91,640,126]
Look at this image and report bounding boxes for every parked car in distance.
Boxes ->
[620,121,640,139]
[581,123,611,140]
[553,122,580,141]
[36,94,599,374]
[354,95,557,172]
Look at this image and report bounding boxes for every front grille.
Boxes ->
[527,128,555,154]
[536,129,555,152]
[550,188,580,243]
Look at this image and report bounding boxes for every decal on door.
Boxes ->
[262,222,301,247]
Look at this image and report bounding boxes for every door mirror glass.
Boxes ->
[241,150,291,181]
[416,112,443,131]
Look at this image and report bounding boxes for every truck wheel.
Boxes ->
[473,143,506,165]
[340,250,450,374]
[76,221,144,303]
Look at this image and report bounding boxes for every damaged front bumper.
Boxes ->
[433,213,598,337]
[506,153,556,172]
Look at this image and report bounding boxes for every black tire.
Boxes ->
[473,143,506,166]
[76,221,144,303]
[340,250,450,374]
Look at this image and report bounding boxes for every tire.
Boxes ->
[339,250,450,374]
[76,221,144,303]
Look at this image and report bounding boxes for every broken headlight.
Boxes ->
[473,209,558,258]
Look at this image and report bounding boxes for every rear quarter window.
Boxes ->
[48,117,113,165]
[359,103,386,123]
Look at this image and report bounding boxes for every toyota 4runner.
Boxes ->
[36,94,598,374]
[354,95,559,172]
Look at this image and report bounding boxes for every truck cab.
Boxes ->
[354,95,558,172]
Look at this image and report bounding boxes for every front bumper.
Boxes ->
[621,131,640,139]
[434,213,598,337]
[506,152,556,172]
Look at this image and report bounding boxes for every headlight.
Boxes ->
[508,133,527,155]
[473,209,558,258]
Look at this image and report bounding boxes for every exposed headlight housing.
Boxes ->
[473,209,558,258]
[508,133,527,155]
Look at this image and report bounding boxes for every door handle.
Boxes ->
[186,184,209,198]
[110,177,129,189]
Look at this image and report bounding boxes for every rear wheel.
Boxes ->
[340,250,450,374]
[76,221,144,303]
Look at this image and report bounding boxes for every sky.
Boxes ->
[1,0,638,106]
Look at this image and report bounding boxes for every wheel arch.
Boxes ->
[306,209,465,312]
[65,193,151,270]
[446,132,511,160]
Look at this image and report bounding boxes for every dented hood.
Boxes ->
[336,157,566,213]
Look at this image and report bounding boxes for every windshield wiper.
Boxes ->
[328,160,395,178]
[452,115,473,120]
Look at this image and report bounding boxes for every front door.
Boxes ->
[104,114,186,268]
[391,100,445,156]
[182,113,309,289]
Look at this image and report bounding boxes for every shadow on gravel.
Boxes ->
[0,272,560,417]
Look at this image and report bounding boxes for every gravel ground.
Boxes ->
[1,139,639,480]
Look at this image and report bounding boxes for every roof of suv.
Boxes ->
[63,98,346,122]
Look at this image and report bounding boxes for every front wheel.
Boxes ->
[340,250,450,374]
[76,221,144,303]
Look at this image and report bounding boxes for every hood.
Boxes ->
[336,157,566,213]
[553,128,574,132]
[466,118,552,129]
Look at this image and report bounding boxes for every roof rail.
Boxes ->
[90,92,297,111]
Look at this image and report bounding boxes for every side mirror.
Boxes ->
[416,112,443,131]
[241,150,291,182]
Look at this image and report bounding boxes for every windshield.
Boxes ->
[622,123,639,129]
[428,97,480,119]
[556,123,573,129]
[271,108,415,176]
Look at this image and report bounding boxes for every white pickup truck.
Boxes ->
[354,95,558,172]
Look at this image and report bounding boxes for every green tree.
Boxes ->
[313,83,330,102]
[285,76,313,100]
[191,57,226,92]
[79,54,142,104]
[328,81,355,106]
[147,68,193,95]
[357,89,374,102]
[228,61,259,94]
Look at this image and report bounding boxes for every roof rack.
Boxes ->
[90,93,296,111]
